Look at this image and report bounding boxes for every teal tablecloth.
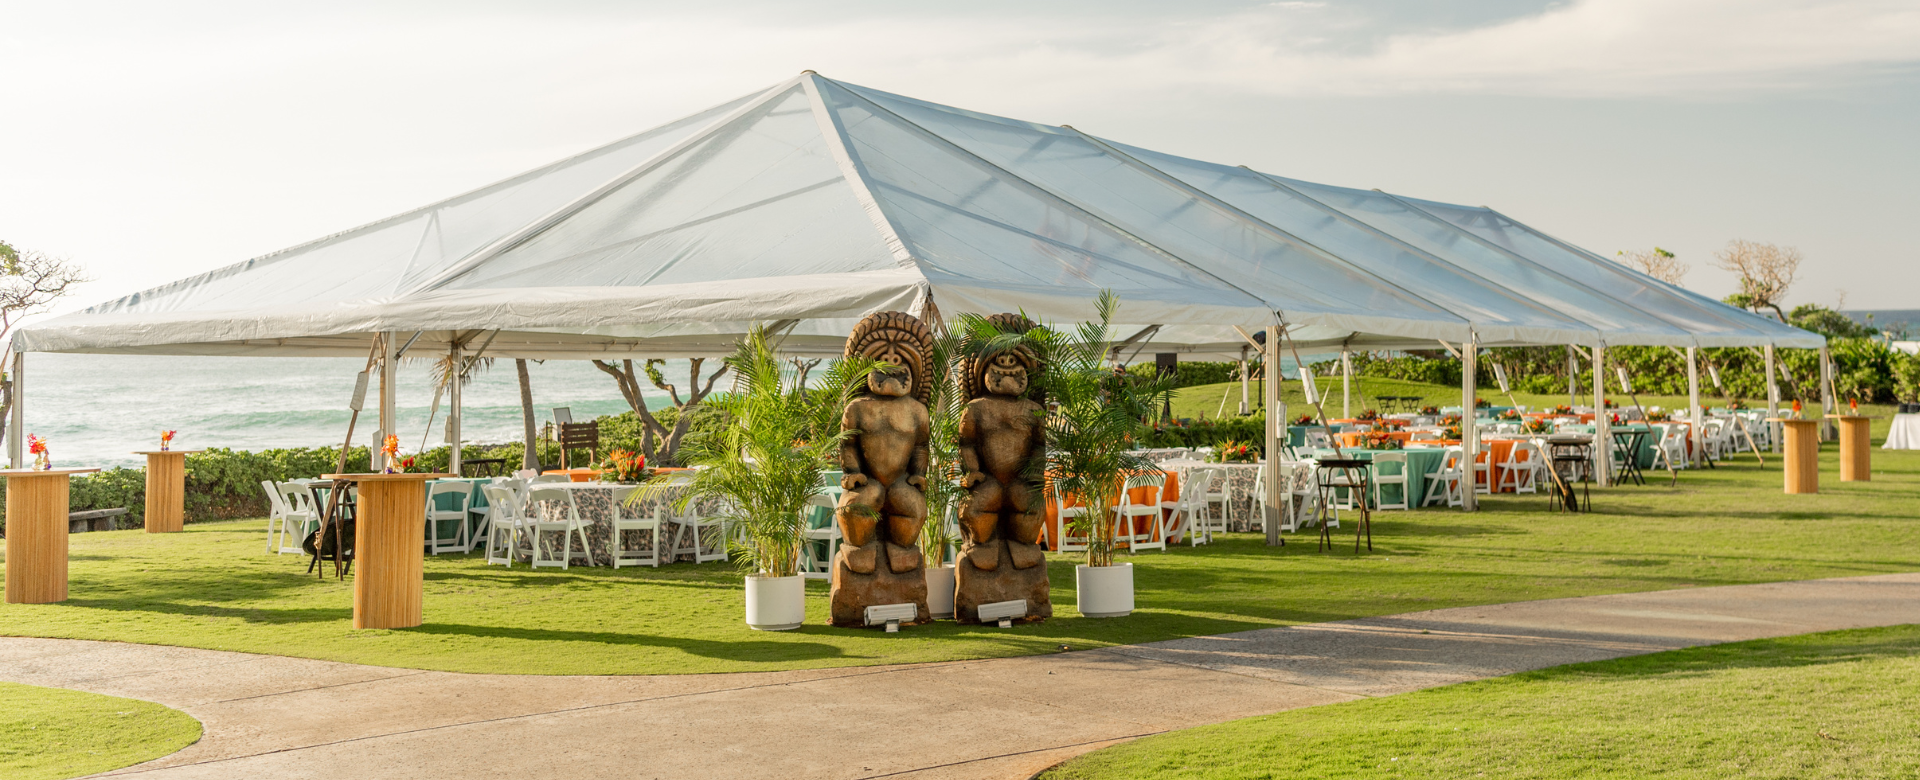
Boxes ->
[428,477,493,544]
[1309,447,1450,508]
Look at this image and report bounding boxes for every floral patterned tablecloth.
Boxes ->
[523,483,732,565]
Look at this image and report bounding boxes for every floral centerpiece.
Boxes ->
[1792,399,1804,419]
[1553,404,1573,414]
[160,430,177,452]
[1216,440,1258,463]
[1850,398,1859,416]
[1292,413,1317,426]
[27,434,49,470]
[1499,408,1521,421]
[1442,424,1463,441]
[1355,408,1381,421]
[1440,413,1462,426]
[1360,429,1402,450]
[1645,409,1671,422]
[1603,398,1618,409]
[1522,418,1553,435]
[1726,399,1748,410]
[1474,397,1491,409]
[1419,405,1440,416]
[380,434,401,474]
[596,449,652,483]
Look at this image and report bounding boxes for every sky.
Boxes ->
[3,0,1918,322]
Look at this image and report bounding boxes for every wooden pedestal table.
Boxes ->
[1825,415,1871,482]
[323,472,453,629]
[133,450,202,532]
[1768,419,1819,494]
[4,468,101,604]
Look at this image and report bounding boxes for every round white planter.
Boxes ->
[1075,562,1134,618]
[744,574,806,631]
[925,564,956,619]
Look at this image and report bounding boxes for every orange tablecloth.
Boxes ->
[542,468,603,483]
[1044,471,1181,549]
[1336,431,1412,448]
[1474,440,1548,493]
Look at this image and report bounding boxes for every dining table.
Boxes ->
[1305,447,1449,508]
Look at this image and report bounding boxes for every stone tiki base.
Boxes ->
[954,538,1052,624]
[829,545,931,628]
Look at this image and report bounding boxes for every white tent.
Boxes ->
[17,71,1823,510]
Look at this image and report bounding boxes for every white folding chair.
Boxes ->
[424,481,472,555]
[1052,480,1089,553]
[1498,442,1542,494]
[525,486,592,569]
[1370,452,1410,510]
[1279,461,1321,531]
[1161,468,1215,545]
[1304,430,1332,449]
[667,476,729,564]
[609,484,665,569]
[1114,474,1168,552]
[263,480,289,554]
[798,491,840,579]
[1471,447,1494,495]
[1423,446,1465,507]
[480,484,527,566]
[272,482,320,555]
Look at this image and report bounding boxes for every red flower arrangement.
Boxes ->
[1474,397,1492,408]
[1355,408,1382,421]
[1360,430,1403,450]
[597,449,652,483]
[160,430,177,451]
[1419,405,1440,415]
[1292,413,1317,426]
[1215,440,1258,463]
[1553,404,1573,414]
[1522,418,1553,434]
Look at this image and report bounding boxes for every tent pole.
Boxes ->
[1594,344,1611,488]
[1264,320,1285,546]
[1341,348,1352,419]
[1687,347,1703,468]
[380,331,397,471]
[1764,345,1780,453]
[1819,344,1836,441]
[1461,335,1478,511]
[1238,345,1250,416]
[8,351,21,469]
[448,343,463,477]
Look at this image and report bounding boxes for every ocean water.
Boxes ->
[20,353,695,470]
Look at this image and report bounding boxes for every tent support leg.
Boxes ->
[1594,345,1611,488]
[1765,345,1780,453]
[1461,336,1478,511]
[448,343,463,478]
[1340,348,1352,420]
[1264,321,1285,546]
[1239,345,1250,416]
[380,332,397,471]
[1820,344,1836,441]
[8,351,21,469]
[1568,345,1577,409]
[1687,347,1703,468]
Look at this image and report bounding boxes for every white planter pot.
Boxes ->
[925,564,956,619]
[744,574,806,631]
[1075,563,1134,618]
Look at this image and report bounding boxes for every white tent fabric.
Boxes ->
[19,72,1819,358]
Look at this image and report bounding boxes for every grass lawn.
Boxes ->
[2,434,1915,675]
[0,681,200,780]
[1039,624,1920,779]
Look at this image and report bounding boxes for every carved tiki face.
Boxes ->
[865,344,917,398]
[983,352,1029,397]
[844,311,933,403]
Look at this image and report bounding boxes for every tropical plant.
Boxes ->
[658,326,875,577]
[591,357,729,466]
[920,327,965,567]
[1026,291,1175,569]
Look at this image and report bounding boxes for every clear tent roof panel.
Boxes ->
[1270,177,1697,346]
[818,78,1272,324]
[1103,142,1600,346]
[836,81,1471,337]
[78,91,760,318]
[440,84,904,291]
[1400,197,1822,348]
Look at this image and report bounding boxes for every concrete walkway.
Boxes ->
[5,573,1918,780]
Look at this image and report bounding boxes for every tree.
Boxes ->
[1614,246,1688,285]
[515,359,538,470]
[0,242,88,450]
[591,358,728,466]
[1714,239,1802,322]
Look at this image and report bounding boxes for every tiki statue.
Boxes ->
[831,311,934,626]
[954,313,1052,622]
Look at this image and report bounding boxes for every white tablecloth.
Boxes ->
[1884,413,1920,449]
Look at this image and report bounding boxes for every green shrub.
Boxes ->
[1126,361,1250,389]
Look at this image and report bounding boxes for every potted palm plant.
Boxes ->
[664,326,873,631]
[919,329,964,619]
[1033,291,1175,618]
